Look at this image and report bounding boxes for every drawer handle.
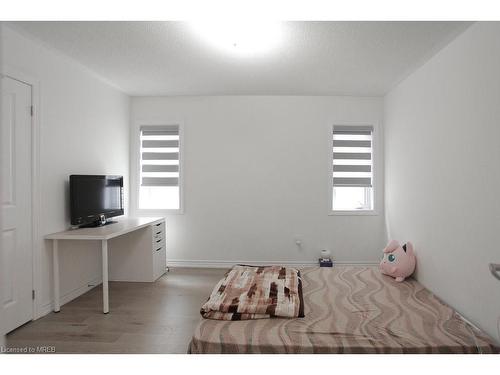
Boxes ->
[156,231,162,235]
[156,239,162,243]
[156,247,162,252]
[155,223,162,227]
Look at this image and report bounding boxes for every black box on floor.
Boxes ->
[318,258,333,267]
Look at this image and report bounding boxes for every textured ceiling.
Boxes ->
[9,21,471,96]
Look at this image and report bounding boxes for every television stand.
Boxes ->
[45,217,166,314]
[78,219,118,229]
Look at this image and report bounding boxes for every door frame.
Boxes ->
[1,65,42,321]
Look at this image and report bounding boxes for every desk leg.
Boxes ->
[101,239,109,314]
[53,239,60,312]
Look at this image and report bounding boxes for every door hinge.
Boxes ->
[30,105,34,117]
[32,290,35,300]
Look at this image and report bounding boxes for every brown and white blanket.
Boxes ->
[200,265,305,321]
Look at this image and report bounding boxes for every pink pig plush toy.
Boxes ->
[379,240,416,282]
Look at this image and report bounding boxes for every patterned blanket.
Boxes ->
[200,265,305,320]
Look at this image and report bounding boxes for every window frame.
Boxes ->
[328,123,378,216]
[133,120,184,215]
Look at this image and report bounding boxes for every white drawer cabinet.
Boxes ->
[152,221,166,280]
[108,219,167,282]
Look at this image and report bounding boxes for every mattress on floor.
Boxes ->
[189,266,499,354]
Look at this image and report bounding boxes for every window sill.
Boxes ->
[329,210,378,216]
[136,208,184,215]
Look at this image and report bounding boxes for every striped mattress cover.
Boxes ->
[189,266,499,354]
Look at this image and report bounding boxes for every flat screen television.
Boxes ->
[70,175,124,227]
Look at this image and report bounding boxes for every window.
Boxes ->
[332,125,374,212]
[139,125,181,211]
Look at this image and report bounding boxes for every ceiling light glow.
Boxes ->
[190,21,283,56]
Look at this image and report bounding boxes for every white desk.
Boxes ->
[45,217,165,314]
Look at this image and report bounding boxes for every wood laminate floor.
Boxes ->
[6,268,225,354]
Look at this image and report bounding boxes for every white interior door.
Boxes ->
[1,76,33,334]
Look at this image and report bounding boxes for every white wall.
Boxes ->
[131,96,385,266]
[1,25,130,316]
[385,22,500,342]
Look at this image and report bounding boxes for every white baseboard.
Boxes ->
[36,276,102,319]
[166,259,378,269]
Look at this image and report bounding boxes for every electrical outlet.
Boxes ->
[294,236,303,248]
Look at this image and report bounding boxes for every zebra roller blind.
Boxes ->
[140,125,180,187]
[332,125,373,187]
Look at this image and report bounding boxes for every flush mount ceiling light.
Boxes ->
[190,21,284,57]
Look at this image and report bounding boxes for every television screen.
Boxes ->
[70,175,124,226]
